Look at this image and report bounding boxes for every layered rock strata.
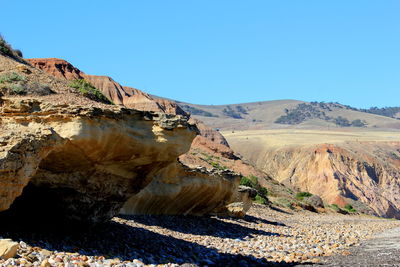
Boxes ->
[120,164,239,215]
[233,141,400,218]
[26,57,255,216]
[0,96,237,223]
[27,58,186,115]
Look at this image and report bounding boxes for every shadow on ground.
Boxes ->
[244,214,289,227]
[0,214,304,266]
[122,214,288,240]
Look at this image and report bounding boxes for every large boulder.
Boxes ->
[225,186,258,218]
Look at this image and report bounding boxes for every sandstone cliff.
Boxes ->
[0,96,201,223]
[26,57,271,215]
[0,54,241,223]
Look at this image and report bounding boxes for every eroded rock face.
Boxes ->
[120,164,239,215]
[0,97,197,223]
[25,57,256,217]
[27,58,84,80]
[237,142,400,218]
[27,58,187,115]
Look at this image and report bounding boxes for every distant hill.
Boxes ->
[176,100,400,131]
[360,106,400,119]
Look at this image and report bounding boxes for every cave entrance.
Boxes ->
[0,142,149,229]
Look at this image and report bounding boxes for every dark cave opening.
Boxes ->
[0,182,123,231]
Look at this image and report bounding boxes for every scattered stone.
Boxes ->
[0,205,399,266]
[0,239,19,260]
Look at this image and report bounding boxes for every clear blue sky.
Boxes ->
[1,1,399,108]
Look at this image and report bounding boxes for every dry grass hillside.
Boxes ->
[178,101,400,131]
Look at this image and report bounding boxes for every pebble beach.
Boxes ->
[1,204,399,266]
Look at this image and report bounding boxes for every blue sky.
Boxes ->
[1,1,399,108]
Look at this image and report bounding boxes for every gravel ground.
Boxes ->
[314,226,400,267]
[0,205,399,266]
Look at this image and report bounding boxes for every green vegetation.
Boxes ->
[390,152,400,160]
[69,79,112,104]
[275,103,331,124]
[222,105,247,119]
[295,192,313,201]
[0,72,54,96]
[0,35,23,58]
[235,105,248,115]
[360,106,400,119]
[0,72,26,83]
[0,72,28,95]
[209,161,227,171]
[344,204,357,213]
[330,204,340,211]
[327,203,357,213]
[334,116,351,127]
[351,119,366,127]
[258,187,268,198]
[240,175,269,205]
[239,176,256,187]
[180,105,218,117]
[276,101,400,125]
[254,195,268,205]
[10,84,27,95]
[275,198,295,210]
[275,102,367,127]
[200,153,227,170]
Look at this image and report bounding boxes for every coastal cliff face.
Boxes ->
[26,57,264,216]
[232,140,400,218]
[0,54,241,223]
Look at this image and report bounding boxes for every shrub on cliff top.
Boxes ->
[69,79,113,104]
[0,72,26,83]
[0,35,23,58]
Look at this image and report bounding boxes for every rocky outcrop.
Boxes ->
[25,57,265,216]
[0,95,239,223]
[120,164,239,215]
[224,186,258,218]
[190,118,230,147]
[235,141,400,218]
[27,58,84,80]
